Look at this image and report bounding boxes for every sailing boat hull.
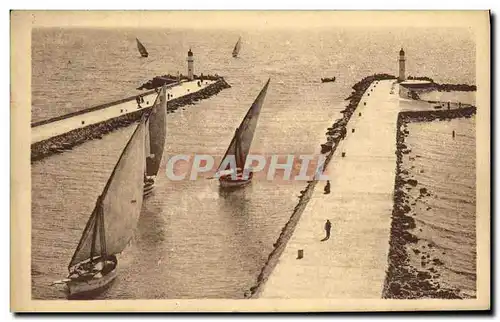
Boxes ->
[66,268,117,299]
[219,172,253,188]
[143,177,155,197]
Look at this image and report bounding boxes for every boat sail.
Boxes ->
[136,38,149,58]
[64,115,147,299]
[143,85,168,196]
[232,37,242,58]
[217,78,270,188]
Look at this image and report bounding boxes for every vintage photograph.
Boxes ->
[11,10,490,311]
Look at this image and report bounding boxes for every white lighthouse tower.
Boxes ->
[187,48,194,81]
[398,48,406,82]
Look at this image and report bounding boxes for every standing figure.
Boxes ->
[136,96,142,109]
[324,180,331,194]
[322,220,332,241]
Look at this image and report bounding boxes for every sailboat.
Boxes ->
[217,79,270,188]
[136,38,149,58]
[61,115,147,299]
[143,85,168,196]
[232,37,242,58]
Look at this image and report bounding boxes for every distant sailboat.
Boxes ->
[232,37,242,58]
[143,85,168,196]
[136,38,149,58]
[61,115,147,299]
[217,79,270,188]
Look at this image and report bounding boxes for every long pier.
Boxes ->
[258,79,401,298]
[32,80,215,144]
[30,78,230,162]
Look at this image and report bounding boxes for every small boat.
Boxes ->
[217,79,270,188]
[143,85,168,196]
[321,77,336,83]
[136,38,149,58]
[232,37,242,58]
[62,114,147,299]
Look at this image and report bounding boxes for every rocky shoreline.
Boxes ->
[382,106,476,299]
[406,76,477,92]
[31,78,231,163]
[245,73,396,298]
[137,73,222,90]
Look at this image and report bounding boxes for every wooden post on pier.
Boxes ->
[297,249,304,259]
[342,152,346,157]
[352,128,355,133]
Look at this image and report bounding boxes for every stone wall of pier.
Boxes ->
[31,78,231,163]
[382,105,476,299]
[246,73,397,298]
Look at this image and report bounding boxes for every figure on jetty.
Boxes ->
[321,220,332,241]
[136,95,142,109]
[324,180,331,194]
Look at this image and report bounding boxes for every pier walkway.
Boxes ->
[260,79,401,298]
[31,80,215,144]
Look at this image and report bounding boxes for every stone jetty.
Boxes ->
[246,74,398,298]
[246,74,477,299]
[31,78,231,162]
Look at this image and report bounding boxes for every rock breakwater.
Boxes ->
[382,106,476,299]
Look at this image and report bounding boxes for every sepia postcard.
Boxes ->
[11,10,490,312]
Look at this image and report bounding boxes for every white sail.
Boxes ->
[145,85,167,177]
[217,79,270,172]
[232,37,242,57]
[69,116,147,268]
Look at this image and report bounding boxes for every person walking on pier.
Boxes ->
[321,220,332,241]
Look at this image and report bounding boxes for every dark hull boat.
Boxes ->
[217,79,270,189]
[321,77,336,83]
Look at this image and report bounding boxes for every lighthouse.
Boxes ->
[187,48,194,81]
[398,48,406,82]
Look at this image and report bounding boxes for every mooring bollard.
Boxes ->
[364,102,366,106]
[342,152,346,157]
[81,121,85,125]
[297,249,304,259]
[352,128,355,133]
[359,112,362,116]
